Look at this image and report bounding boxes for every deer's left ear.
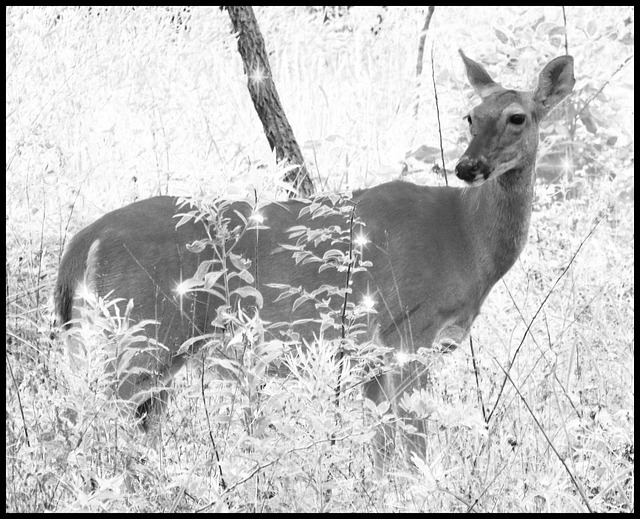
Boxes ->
[533,55,575,117]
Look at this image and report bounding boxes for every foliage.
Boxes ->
[6,6,634,513]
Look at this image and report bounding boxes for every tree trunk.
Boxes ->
[225,6,314,198]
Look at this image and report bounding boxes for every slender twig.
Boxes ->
[339,204,356,341]
[490,353,594,512]
[488,208,606,422]
[334,202,357,415]
[575,54,633,120]
[469,336,487,424]
[6,350,29,447]
[561,6,570,56]
[201,352,227,491]
[431,45,448,185]
[414,6,435,117]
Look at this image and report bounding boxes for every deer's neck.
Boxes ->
[462,164,535,284]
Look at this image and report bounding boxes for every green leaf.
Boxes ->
[231,286,263,308]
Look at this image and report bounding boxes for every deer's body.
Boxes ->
[55,51,574,434]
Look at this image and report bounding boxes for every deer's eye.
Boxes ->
[509,114,526,125]
[464,115,473,125]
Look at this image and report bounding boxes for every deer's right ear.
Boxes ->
[459,49,503,99]
[533,55,575,117]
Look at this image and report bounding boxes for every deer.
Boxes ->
[55,51,575,450]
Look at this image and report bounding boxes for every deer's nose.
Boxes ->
[455,157,491,183]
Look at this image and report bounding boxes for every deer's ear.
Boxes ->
[459,49,504,99]
[534,55,575,117]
